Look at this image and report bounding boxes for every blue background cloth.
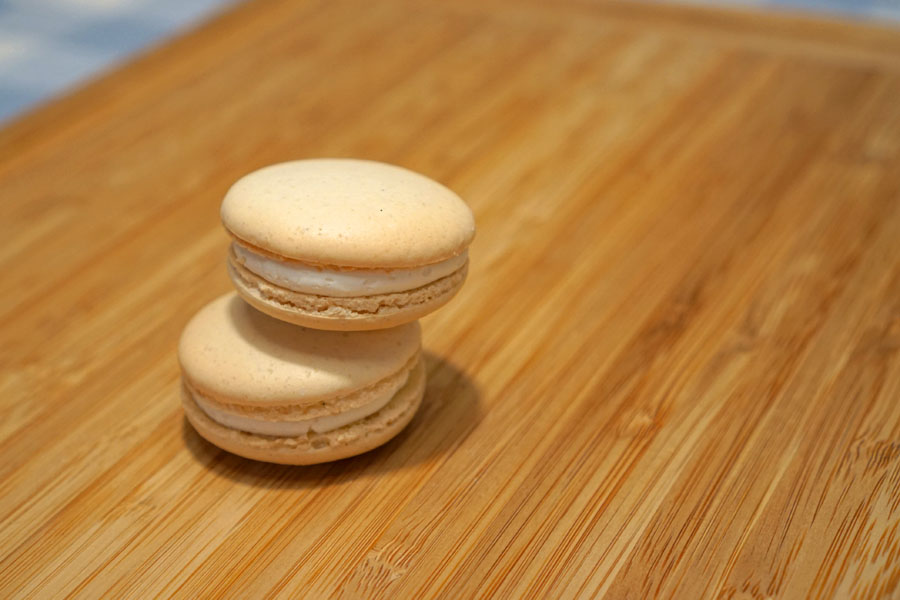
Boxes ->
[0,0,237,122]
[0,0,898,124]
[681,0,900,20]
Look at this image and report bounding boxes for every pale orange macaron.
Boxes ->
[179,293,424,464]
[221,159,475,331]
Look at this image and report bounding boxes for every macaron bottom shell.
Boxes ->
[183,356,426,465]
[227,252,467,331]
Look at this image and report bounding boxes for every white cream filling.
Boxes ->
[195,369,410,436]
[232,243,467,297]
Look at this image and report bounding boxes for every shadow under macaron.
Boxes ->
[181,351,482,488]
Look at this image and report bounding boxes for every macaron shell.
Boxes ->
[178,293,421,405]
[220,159,475,269]
[228,254,467,331]
[183,356,426,465]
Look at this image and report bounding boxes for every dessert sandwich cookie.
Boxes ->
[221,159,475,330]
[178,293,425,465]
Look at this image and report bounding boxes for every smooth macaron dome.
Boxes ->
[221,159,475,330]
[179,293,425,464]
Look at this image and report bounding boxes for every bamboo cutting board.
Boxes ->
[1,0,899,597]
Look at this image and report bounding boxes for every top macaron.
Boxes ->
[222,159,475,330]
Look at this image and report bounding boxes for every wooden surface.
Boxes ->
[2,0,900,597]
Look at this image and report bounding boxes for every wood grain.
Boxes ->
[1,0,899,597]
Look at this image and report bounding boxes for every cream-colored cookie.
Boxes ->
[178,293,424,464]
[220,159,475,330]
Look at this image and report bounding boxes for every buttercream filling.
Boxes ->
[194,368,410,436]
[232,242,468,297]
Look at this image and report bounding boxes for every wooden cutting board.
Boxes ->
[1,0,899,597]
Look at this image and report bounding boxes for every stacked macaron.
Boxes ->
[178,159,475,464]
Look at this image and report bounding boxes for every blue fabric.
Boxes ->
[0,0,237,122]
[0,0,897,123]
[764,0,900,21]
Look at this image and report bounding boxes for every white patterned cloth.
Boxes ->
[0,0,898,123]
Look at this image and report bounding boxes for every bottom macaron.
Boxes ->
[178,292,425,465]
[183,358,424,465]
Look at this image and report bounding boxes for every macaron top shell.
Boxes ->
[220,159,475,269]
[178,293,421,406]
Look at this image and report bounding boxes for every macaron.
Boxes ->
[178,292,425,465]
[221,159,475,330]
